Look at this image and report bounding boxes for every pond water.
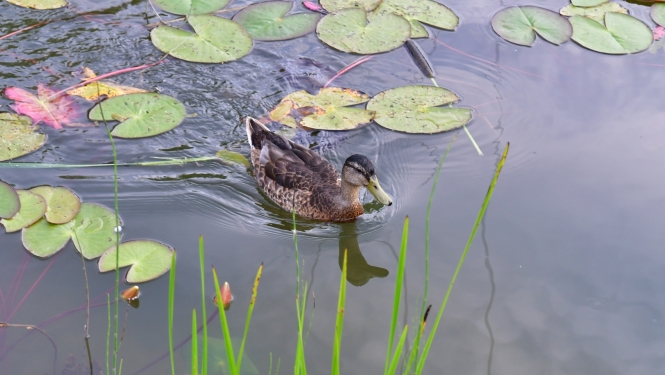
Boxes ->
[2,0,665,374]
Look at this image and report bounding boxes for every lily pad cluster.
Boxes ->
[0,179,173,282]
[492,2,655,55]
[270,85,472,134]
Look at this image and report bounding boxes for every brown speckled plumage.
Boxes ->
[246,117,364,222]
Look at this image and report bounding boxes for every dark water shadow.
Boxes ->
[337,222,389,287]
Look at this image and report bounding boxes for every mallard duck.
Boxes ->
[246,117,393,222]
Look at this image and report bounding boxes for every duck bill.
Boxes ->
[367,176,393,206]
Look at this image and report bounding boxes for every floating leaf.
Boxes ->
[29,185,81,224]
[560,2,628,25]
[570,13,653,54]
[320,0,380,12]
[151,14,253,63]
[67,68,148,101]
[216,150,250,167]
[88,93,186,138]
[270,87,374,130]
[98,240,174,283]
[0,113,46,162]
[22,202,121,259]
[233,1,320,41]
[6,0,67,10]
[571,0,608,6]
[0,180,19,219]
[152,0,230,15]
[316,8,411,54]
[653,3,665,28]
[370,0,459,38]
[366,85,472,134]
[1,190,46,233]
[492,6,572,46]
[4,85,78,129]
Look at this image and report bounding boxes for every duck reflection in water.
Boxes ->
[338,222,389,286]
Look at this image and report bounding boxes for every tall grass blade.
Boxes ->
[387,326,409,375]
[191,310,198,375]
[168,251,177,375]
[331,250,348,375]
[415,143,509,375]
[212,266,238,375]
[106,293,111,375]
[292,208,308,375]
[199,237,208,375]
[237,263,263,372]
[383,217,409,375]
[430,78,482,156]
[0,156,222,169]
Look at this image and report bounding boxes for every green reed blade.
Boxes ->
[168,251,177,375]
[106,293,111,375]
[331,250,348,375]
[192,309,198,375]
[0,156,222,169]
[431,78,482,156]
[199,237,208,375]
[383,216,409,375]
[292,208,308,375]
[212,266,238,375]
[415,143,509,375]
[387,325,409,375]
[275,357,281,375]
[237,263,263,372]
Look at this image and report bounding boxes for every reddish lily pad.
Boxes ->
[4,85,78,129]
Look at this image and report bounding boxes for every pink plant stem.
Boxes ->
[432,38,549,81]
[8,254,30,309]
[0,21,50,41]
[48,60,166,100]
[323,56,374,88]
[6,253,61,322]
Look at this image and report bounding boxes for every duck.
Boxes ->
[245,117,393,222]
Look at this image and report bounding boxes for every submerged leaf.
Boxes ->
[370,0,459,37]
[1,190,46,233]
[560,2,628,25]
[98,240,174,283]
[6,0,67,9]
[316,8,411,54]
[152,0,230,15]
[320,0,380,12]
[492,6,572,46]
[30,185,81,224]
[366,85,472,134]
[67,72,148,101]
[216,150,250,167]
[0,180,20,219]
[570,13,653,54]
[270,87,374,130]
[88,93,186,138]
[4,85,78,129]
[0,113,46,162]
[151,14,253,63]
[233,1,320,41]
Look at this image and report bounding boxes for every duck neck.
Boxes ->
[337,180,363,208]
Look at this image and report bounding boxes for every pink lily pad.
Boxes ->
[4,84,78,129]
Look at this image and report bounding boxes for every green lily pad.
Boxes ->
[22,202,121,259]
[492,6,573,46]
[370,0,459,37]
[570,13,653,54]
[320,0,381,12]
[1,190,46,233]
[232,1,320,41]
[366,85,472,134]
[216,150,250,167]
[0,113,47,162]
[317,8,411,54]
[560,2,628,25]
[151,14,253,63]
[0,180,19,219]
[652,3,665,28]
[571,0,608,6]
[98,240,174,283]
[6,0,67,10]
[269,87,375,130]
[152,0,230,15]
[30,186,81,224]
[89,93,186,138]
[408,20,429,39]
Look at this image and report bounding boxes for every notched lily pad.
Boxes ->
[151,14,253,63]
[652,3,665,28]
[6,0,67,10]
[0,180,20,219]
[370,0,459,37]
[22,218,74,258]
[316,8,411,54]
[560,2,628,25]
[88,93,186,138]
[30,185,81,224]
[366,85,472,134]
[492,6,572,46]
[570,12,653,54]
[233,1,320,41]
[152,0,230,15]
[1,190,46,233]
[270,87,374,130]
[320,0,381,12]
[98,240,174,283]
[0,113,47,161]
